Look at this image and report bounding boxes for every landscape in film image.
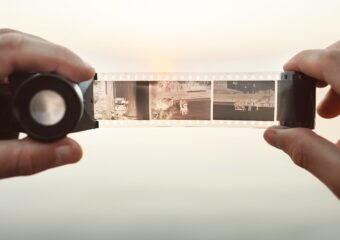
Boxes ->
[213,81,275,121]
[94,81,149,120]
[150,81,211,120]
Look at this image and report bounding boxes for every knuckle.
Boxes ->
[14,146,55,176]
[284,129,315,169]
[0,32,25,51]
[288,50,313,65]
[295,49,313,59]
[299,49,312,55]
[288,137,307,168]
[0,28,17,35]
[15,148,36,176]
[56,44,73,58]
[321,49,340,65]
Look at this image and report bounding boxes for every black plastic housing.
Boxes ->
[277,71,316,129]
[0,72,98,141]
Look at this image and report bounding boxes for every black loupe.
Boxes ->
[12,73,84,141]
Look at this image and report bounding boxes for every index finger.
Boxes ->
[0,31,95,82]
[284,49,340,93]
[283,49,328,88]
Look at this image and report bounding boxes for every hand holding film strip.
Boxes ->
[264,44,340,199]
[0,29,95,178]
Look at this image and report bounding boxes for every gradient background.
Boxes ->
[0,0,339,239]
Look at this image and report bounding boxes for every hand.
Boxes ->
[0,29,95,179]
[263,41,340,199]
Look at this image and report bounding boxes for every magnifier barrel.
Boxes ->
[0,72,98,141]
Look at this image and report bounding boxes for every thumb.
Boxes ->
[0,137,82,179]
[264,127,340,198]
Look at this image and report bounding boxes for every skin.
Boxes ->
[0,29,95,179]
[264,41,340,200]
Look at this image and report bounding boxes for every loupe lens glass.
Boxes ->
[29,90,66,126]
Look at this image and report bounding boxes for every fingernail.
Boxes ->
[264,129,279,148]
[56,145,73,165]
[283,59,293,69]
[83,61,96,78]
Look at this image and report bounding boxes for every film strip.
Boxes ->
[93,72,316,129]
[0,71,315,142]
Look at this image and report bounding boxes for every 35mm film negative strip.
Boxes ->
[0,71,315,141]
[94,72,315,129]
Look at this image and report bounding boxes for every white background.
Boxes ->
[0,1,339,239]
